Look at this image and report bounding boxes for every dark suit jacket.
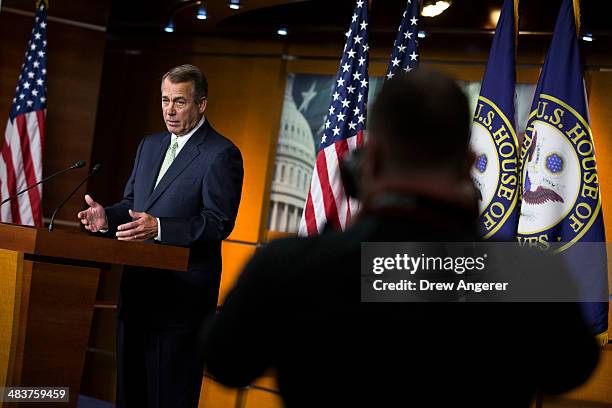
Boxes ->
[105,120,243,328]
[203,195,599,407]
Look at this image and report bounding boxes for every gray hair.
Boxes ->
[161,64,208,101]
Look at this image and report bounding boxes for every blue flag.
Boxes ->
[470,0,519,241]
[517,0,608,342]
[385,0,419,80]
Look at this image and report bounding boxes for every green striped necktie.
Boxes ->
[155,139,178,188]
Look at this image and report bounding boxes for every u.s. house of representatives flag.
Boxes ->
[299,0,369,236]
[0,1,48,227]
[470,0,519,241]
[517,0,608,343]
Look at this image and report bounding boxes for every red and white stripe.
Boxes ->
[0,110,45,226]
[299,131,364,236]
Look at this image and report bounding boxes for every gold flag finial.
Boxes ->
[595,330,608,348]
[35,0,48,10]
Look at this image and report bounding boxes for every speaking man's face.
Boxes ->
[161,78,207,136]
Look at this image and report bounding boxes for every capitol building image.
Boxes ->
[268,74,316,233]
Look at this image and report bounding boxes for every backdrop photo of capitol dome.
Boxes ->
[268,73,536,234]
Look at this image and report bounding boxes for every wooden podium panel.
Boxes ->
[18,262,100,407]
[0,224,188,271]
[0,249,23,393]
[0,223,189,408]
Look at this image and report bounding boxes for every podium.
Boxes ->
[0,223,189,407]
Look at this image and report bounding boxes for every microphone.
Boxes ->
[0,160,86,208]
[48,163,101,232]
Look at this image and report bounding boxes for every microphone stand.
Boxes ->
[48,164,101,232]
[0,160,85,208]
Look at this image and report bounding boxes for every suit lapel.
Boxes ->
[145,133,171,200]
[143,123,208,211]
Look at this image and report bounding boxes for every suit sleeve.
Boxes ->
[103,139,143,236]
[159,144,244,246]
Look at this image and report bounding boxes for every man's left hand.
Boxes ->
[116,210,158,241]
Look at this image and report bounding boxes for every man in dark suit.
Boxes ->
[78,64,243,408]
[202,69,599,407]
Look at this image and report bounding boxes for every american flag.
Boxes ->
[298,0,369,236]
[0,1,48,226]
[385,0,419,80]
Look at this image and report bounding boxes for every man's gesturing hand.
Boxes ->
[116,209,158,241]
[77,194,108,232]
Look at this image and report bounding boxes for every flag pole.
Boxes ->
[572,0,580,36]
[514,0,519,54]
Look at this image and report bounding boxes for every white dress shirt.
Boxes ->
[155,116,206,241]
[100,117,206,239]
[170,116,206,156]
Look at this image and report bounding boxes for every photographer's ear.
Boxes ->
[364,136,383,180]
[358,136,384,200]
[340,146,366,199]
